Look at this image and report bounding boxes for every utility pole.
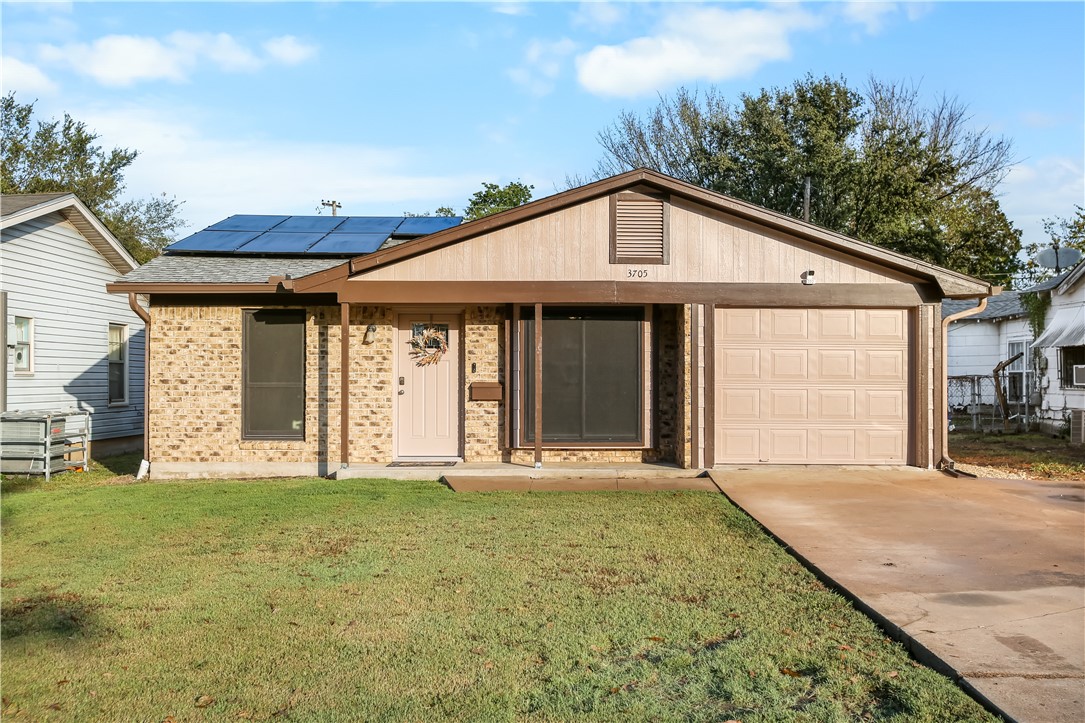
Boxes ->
[321,199,341,216]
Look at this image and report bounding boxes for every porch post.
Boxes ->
[340,302,350,469]
[704,303,716,468]
[534,302,543,468]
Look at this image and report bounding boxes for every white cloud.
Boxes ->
[1,56,58,95]
[71,105,481,231]
[571,2,626,32]
[575,5,820,98]
[491,1,529,16]
[263,36,318,65]
[508,38,577,97]
[37,32,318,87]
[840,1,899,34]
[1001,156,1085,245]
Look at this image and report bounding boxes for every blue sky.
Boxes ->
[2,1,1083,252]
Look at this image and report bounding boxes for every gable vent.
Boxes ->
[612,192,669,264]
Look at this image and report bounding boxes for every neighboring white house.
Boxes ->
[1,193,146,454]
[1027,261,1085,429]
[944,292,1035,407]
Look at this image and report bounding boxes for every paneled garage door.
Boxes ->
[714,308,911,464]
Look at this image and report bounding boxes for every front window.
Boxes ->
[522,306,644,444]
[13,317,32,373]
[1060,346,1085,389]
[108,323,128,404]
[243,309,305,440]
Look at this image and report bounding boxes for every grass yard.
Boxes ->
[950,431,1085,480]
[1,472,993,722]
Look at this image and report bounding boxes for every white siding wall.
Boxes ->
[1,212,145,440]
[1038,284,1085,423]
[947,322,1000,376]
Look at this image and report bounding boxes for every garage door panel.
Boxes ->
[715,307,910,465]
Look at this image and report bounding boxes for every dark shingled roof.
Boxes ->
[118,255,346,284]
[1023,265,1077,293]
[1,192,72,217]
[942,292,1026,321]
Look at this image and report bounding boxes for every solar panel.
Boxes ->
[273,216,347,233]
[234,232,328,253]
[336,217,403,233]
[394,216,461,236]
[207,215,290,232]
[305,233,389,255]
[167,230,263,252]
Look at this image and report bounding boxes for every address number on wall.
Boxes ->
[627,268,649,278]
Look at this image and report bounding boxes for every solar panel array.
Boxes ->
[166,215,462,256]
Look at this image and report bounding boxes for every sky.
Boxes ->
[2,1,1083,253]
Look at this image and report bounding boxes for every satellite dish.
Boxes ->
[1036,245,1082,270]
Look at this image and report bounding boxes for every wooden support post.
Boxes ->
[534,302,543,467]
[704,304,716,469]
[340,302,351,469]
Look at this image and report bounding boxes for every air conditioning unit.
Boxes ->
[1072,410,1085,446]
[1074,365,1085,387]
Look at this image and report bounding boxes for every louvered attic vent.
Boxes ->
[611,192,669,264]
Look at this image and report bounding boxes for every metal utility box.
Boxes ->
[1,410,91,481]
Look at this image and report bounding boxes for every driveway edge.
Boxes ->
[714,482,1015,723]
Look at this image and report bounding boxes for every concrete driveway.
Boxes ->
[711,466,1084,723]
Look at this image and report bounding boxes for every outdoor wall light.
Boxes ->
[801,270,816,285]
[363,324,378,344]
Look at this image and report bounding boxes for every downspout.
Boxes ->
[939,296,989,470]
[128,293,151,477]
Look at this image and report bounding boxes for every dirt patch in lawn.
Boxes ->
[950,432,1085,480]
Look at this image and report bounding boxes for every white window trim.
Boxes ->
[108,322,130,406]
[13,316,33,376]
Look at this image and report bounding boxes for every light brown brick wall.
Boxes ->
[463,305,506,462]
[149,303,394,467]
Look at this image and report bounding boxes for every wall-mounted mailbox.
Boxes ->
[469,382,503,401]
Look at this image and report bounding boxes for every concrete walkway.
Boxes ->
[711,466,1085,723]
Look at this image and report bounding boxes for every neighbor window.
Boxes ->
[1060,346,1085,389]
[243,309,305,440]
[1006,341,1032,402]
[13,317,32,373]
[522,306,643,445]
[108,323,128,404]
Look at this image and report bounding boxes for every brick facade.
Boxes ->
[149,302,688,477]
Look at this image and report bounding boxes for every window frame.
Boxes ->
[516,305,650,449]
[107,323,129,406]
[12,316,33,375]
[242,309,307,441]
[1058,345,1085,389]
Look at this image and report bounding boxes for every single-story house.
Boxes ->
[2,192,146,455]
[107,169,994,479]
[1025,262,1085,430]
[944,292,1033,406]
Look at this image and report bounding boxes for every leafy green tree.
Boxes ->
[463,181,533,221]
[1,92,186,263]
[588,75,1020,284]
[1020,206,1085,285]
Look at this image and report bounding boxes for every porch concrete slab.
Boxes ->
[444,475,718,493]
[710,466,1085,723]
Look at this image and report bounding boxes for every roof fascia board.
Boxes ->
[1057,261,1085,295]
[106,282,283,294]
[336,168,990,298]
[2,193,138,273]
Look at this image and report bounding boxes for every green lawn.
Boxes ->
[1,471,993,721]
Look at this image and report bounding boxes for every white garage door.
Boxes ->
[714,308,911,464]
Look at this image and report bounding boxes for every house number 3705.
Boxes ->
[627,268,648,278]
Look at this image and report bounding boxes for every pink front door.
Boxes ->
[396,313,460,458]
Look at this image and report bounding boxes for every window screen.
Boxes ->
[243,310,305,439]
[108,324,127,404]
[523,307,642,444]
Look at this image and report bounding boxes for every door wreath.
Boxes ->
[408,327,448,366]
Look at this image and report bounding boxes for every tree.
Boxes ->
[587,75,1021,284]
[463,181,533,221]
[1,92,186,263]
[1020,206,1085,285]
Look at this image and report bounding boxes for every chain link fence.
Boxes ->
[948,374,1039,432]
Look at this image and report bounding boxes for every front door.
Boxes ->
[396,313,460,458]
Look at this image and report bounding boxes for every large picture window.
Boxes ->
[243,310,305,440]
[522,306,643,445]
